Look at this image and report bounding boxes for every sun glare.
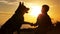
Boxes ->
[29,5,42,17]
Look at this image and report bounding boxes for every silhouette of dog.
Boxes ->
[0,2,29,34]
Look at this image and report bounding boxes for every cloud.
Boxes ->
[0,0,6,2]
[0,0,18,4]
[0,0,18,2]
[0,0,19,12]
[0,2,18,12]
[5,0,17,2]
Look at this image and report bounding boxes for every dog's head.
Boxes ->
[15,2,29,14]
[20,2,29,13]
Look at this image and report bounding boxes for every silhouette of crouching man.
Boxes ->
[34,5,54,34]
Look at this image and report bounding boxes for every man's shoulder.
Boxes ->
[38,14,49,19]
[37,14,44,19]
[38,14,45,17]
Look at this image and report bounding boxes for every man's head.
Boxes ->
[41,5,49,14]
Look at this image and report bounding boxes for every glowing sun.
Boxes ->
[29,5,42,17]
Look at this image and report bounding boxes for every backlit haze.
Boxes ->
[0,0,60,27]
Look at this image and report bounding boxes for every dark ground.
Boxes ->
[13,28,60,34]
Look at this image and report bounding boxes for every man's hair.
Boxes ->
[42,5,49,12]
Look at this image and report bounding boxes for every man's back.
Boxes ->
[35,13,53,34]
[37,14,52,29]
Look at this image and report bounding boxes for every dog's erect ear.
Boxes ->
[19,2,24,7]
[21,2,24,6]
[19,2,22,6]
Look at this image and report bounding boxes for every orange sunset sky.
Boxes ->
[0,0,60,26]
